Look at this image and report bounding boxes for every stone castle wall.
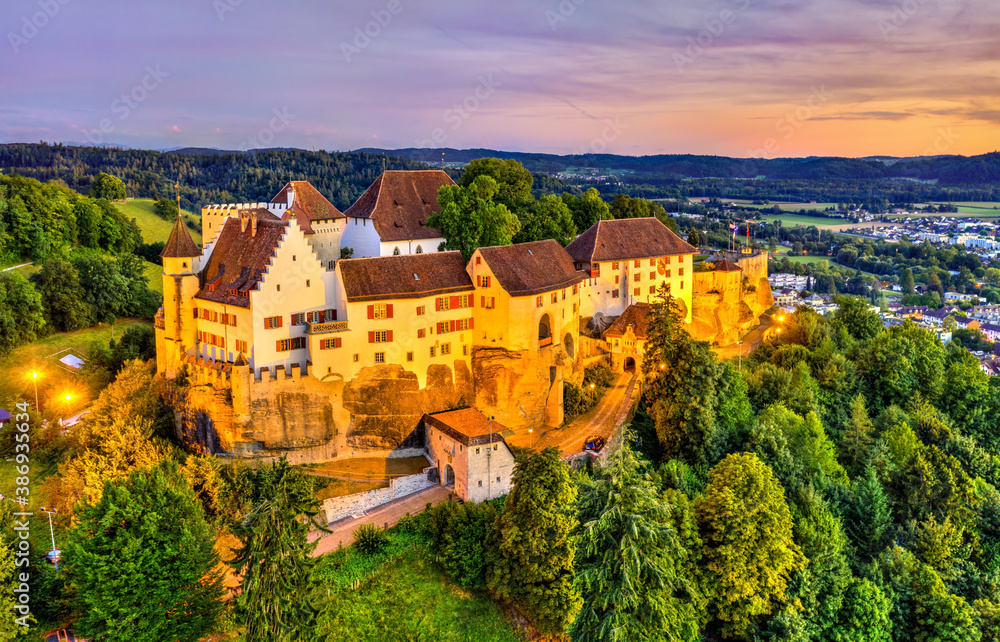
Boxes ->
[321,469,435,524]
[688,252,774,346]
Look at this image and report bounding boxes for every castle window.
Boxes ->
[264,316,282,329]
[371,330,389,343]
[479,275,490,288]
[634,273,641,282]
[612,290,620,299]
[633,287,640,297]
[416,305,426,316]
[407,352,414,362]
[291,313,306,326]
[306,280,310,287]
[418,329,426,338]
[393,247,401,256]
[325,309,338,321]
[536,296,543,308]
[649,272,655,280]
[666,270,671,278]
[276,337,306,352]
[236,339,247,353]
[463,345,469,356]
[475,256,481,265]
[441,343,451,356]
[615,275,620,284]
[634,260,641,268]
[551,293,558,304]
[328,260,334,270]
[353,353,360,362]
[416,245,423,254]
[436,297,451,312]
[292,255,296,261]
[321,338,343,349]
[650,258,656,266]
[649,286,655,294]
[572,284,578,295]
[681,281,684,289]
[183,262,187,268]
[478,480,482,487]
[277,284,281,292]
[476,447,480,454]
[612,261,619,270]
[430,346,436,357]
[562,289,566,300]
[375,352,385,363]
[369,303,391,319]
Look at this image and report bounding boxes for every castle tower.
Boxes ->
[156,215,201,378]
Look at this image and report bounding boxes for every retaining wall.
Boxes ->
[321,469,436,524]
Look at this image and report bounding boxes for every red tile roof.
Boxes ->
[271,181,344,222]
[339,251,474,302]
[477,239,585,297]
[195,217,287,308]
[161,215,200,258]
[423,408,511,447]
[603,303,652,339]
[714,258,742,272]
[565,218,696,263]
[342,170,454,243]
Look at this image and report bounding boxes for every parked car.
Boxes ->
[44,629,81,642]
[44,549,61,565]
[583,436,605,452]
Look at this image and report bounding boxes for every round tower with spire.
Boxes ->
[156,214,202,377]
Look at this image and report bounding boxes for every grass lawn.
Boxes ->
[761,213,842,227]
[928,201,1000,214]
[0,319,151,408]
[313,545,521,642]
[143,260,163,293]
[305,456,430,481]
[783,255,832,266]
[116,199,202,245]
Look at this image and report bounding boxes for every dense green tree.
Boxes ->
[834,295,884,342]
[940,345,990,436]
[901,268,916,294]
[562,187,610,231]
[830,578,893,642]
[95,198,142,254]
[841,394,876,477]
[7,195,49,259]
[153,196,179,219]
[429,175,521,261]
[487,448,581,634]
[65,460,225,641]
[514,194,577,246]
[687,227,700,247]
[751,404,848,494]
[571,437,699,642]
[459,158,534,213]
[429,500,498,590]
[0,271,45,356]
[843,466,893,564]
[88,171,127,200]
[74,200,102,248]
[696,453,806,638]
[230,458,324,641]
[31,258,91,332]
[856,321,946,411]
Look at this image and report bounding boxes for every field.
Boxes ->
[143,260,163,293]
[927,201,1000,215]
[313,544,521,642]
[306,456,431,482]
[761,213,842,227]
[0,319,151,408]
[783,255,831,266]
[115,199,202,245]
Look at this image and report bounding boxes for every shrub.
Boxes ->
[583,364,615,389]
[353,523,389,555]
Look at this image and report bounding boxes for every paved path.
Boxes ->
[309,485,453,556]
[1,263,32,272]
[505,372,636,457]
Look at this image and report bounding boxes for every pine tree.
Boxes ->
[230,458,324,641]
[842,394,875,477]
[65,461,225,641]
[570,436,700,642]
[843,466,892,565]
[695,453,806,638]
[902,268,916,295]
[487,448,581,634]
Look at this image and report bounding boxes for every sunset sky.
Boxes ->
[3,0,998,158]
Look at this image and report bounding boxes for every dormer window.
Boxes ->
[413,273,419,280]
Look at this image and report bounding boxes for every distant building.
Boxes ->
[602,303,651,373]
[422,408,515,502]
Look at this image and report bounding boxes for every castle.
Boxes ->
[155,170,772,461]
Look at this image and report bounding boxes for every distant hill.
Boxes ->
[0,143,431,211]
[358,147,1000,186]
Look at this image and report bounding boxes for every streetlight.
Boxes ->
[38,507,59,571]
[30,371,39,409]
[738,340,745,371]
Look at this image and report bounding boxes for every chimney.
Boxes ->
[251,211,259,238]
[240,210,249,233]
[286,185,295,208]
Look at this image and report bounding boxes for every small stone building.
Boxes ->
[422,408,516,502]
[603,303,652,373]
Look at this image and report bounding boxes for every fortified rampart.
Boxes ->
[688,251,774,346]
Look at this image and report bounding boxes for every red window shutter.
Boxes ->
[480,296,485,308]
[320,340,326,350]
[450,320,456,332]
[368,331,375,343]
[332,309,338,321]
[469,317,475,329]
[468,295,474,308]
[367,305,374,319]
[277,316,283,328]
[276,340,282,351]
[450,296,459,309]
[335,337,342,348]
[387,304,393,319]
[193,308,198,318]
[435,298,441,312]
[387,330,393,342]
